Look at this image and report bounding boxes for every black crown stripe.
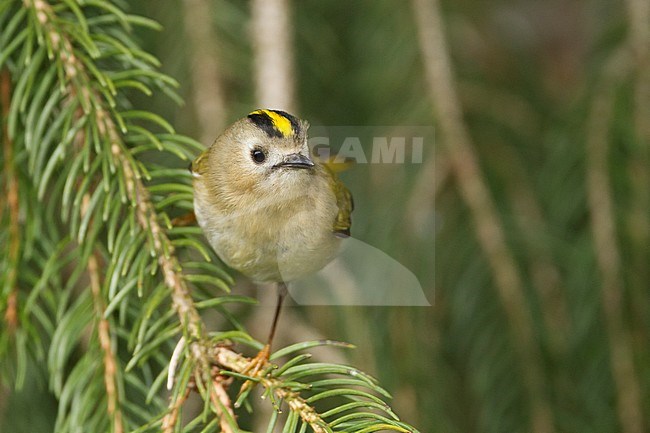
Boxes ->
[247,111,284,138]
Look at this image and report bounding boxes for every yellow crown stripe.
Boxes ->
[250,109,294,137]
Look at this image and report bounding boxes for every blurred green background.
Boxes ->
[133,0,650,432]
[3,0,650,432]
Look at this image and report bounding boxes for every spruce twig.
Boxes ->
[87,247,124,433]
[22,0,225,425]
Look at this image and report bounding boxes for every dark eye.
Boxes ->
[251,148,266,163]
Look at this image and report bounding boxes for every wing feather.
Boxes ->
[326,167,353,237]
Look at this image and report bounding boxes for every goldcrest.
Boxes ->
[191,109,353,283]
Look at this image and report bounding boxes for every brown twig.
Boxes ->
[623,0,650,392]
[410,0,555,432]
[87,238,125,433]
[161,388,190,433]
[209,375,236,433]
[1,68,20,334]
[182,0,227,143]
[251,0,296,112]
[405,153,448,237]
[625,0,650,143]
[585,50,644,433]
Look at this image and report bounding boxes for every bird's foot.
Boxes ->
[238,344,271,396]
[171,212,197,227]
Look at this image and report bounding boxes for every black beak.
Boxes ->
[276,153,314,169]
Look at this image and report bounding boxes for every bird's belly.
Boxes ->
[195,197,340,283]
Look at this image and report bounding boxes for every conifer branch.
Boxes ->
[87,249,124,433]
[22,0,218,423]
[79,185,124,433]
[25,0,211,362]
[116,139,209,365]
[212,347,334,433]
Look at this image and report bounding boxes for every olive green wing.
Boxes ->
[326,167,353,238]
[190,149,209,177]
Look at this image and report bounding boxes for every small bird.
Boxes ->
[191,109,353,369]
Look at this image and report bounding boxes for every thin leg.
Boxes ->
[171,211,197,227]
[266,281,287,350]
[238,282,288,395]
